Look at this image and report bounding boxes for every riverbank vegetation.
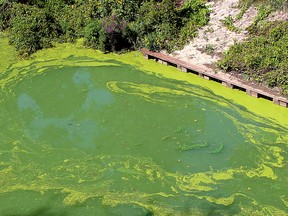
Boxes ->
[0,0,209,56]
[238,0,287,10]
[1,0,287,97]
[218,0,288,96]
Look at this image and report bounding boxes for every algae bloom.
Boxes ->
[0,42,288,215]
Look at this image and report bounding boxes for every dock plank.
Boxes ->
[140,48,288,108]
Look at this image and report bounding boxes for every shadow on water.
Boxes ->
[3,207,68,216]
[105,204,154,216]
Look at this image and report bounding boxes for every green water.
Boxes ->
[0,42,288,215]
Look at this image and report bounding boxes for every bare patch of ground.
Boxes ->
[168,0,288,69]
[162,0,288,98]
[167,0,257,68]
[268,9,288,21]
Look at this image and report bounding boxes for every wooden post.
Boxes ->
[279,100,288,108]
[222,81,233,88]
[158,59,168,65]
[246,89,259,98]
[181,67,188,73]
[273,98,280,105]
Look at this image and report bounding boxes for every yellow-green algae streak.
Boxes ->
[0,39,288,216]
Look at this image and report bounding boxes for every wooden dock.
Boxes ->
[141,48,288,108]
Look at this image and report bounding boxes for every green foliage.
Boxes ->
[246,5,273,32]
[84,20,102,49]
[133,0,180,51]
[221,15,240,32]
[204,44,215,55]
[83,0,209,52]
[9,3,62,57]
[235,1,251,20]
[1,0,209,55]
[132,0,209,52]
[0,0,13,31]
[177,0,210,48]
[218,21,288,95]
[238,0,287,10]
[46,0,100,41]
[236,0,285,22]
[84,14,135,52]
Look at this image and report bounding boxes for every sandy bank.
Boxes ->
[162,0,288,99]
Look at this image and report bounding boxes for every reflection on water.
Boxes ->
[17,93,42,115]
[28,118,99,149]
[73,69,92,86]
[82,89,114,111]
[1,57,288,215]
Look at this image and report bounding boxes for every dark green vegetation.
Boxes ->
[218,0,288,96]
[221,15,240,33]
[0,0,209,55]
[238,0,287,10]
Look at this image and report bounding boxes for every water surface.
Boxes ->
[0,42,288,215]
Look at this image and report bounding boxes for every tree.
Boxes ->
[9,4,61,56]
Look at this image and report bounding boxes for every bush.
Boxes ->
[84,20,102,49]
[239,0,287,10]
[9,4,62,57]
[221,15,240,32]
[2,0,210,55]
[132,0,209,51]
[0,0,13,31]
[84,15,132,52]
[218,21,288,95]
[176,0,210,49]
[83,0,210,53]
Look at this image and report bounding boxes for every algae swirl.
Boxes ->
[0,41,288,215]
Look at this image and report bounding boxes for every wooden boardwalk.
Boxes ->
[141,48,288,108]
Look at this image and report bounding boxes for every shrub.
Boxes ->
[9,3,62,57]
[2,0,210,55]
[84,15,132,52]
[204,44,215,55]
[218,21,288,95]
[0,0,13,31]
[221,15,240,32]
[84,20,102,49]
[133,0,209,51]
[239,0,287,10]
[177,0,210,48]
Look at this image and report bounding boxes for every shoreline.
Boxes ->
[163,0,288,108]
[141,48,288,108]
